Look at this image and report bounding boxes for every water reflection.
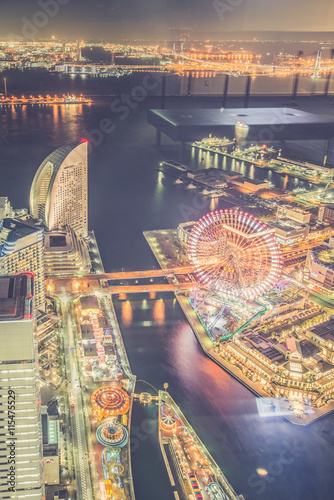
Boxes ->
[115,296,334,500]
[210,197,219,211]
[153,171,164,204]
[186,146,313,193]
[141,299,149,310]
[191,146,195,161]
[121,300,133,326]
[152,298,165,325]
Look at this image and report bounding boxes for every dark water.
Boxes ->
[115,295,334,500]
[1,67,333,98]
[1,74,334,500]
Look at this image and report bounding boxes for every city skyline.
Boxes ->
[2,2,334,499]
[0,0,334,40]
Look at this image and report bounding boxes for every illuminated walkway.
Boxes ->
[83,265,194,280]
[106,283,192,294]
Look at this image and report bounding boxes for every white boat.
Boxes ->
[174,178,183,184]
[185,183,197,190]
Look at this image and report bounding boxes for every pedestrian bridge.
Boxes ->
[106,282,192,294]
[83,265,194,281]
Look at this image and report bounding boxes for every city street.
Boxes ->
[61,298,95,500]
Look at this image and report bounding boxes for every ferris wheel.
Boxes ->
[188,209,282,300]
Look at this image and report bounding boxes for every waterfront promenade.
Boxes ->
[144,229,334,426]
[159,391,243,500]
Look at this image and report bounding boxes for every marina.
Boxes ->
[0,93,92,105]
[193,138,332,186]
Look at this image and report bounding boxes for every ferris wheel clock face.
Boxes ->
[188,210,282,300]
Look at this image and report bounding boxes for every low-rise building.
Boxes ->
[233,178,269,192]
[306,239,334,292]
[318,205,334,224]
[308,221,332,240]
[306,318,334,363]
[267,218,309,246]
[277,205,311,224]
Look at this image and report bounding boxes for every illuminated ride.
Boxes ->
[161,414,176,432]
[188,210,282,300]
[91,386,130,419]
[96,418,128,448]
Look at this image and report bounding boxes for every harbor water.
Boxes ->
[1,72,334,500]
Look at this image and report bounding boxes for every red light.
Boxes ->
[81,138,89,143]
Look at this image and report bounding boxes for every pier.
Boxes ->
[0,94,92,106]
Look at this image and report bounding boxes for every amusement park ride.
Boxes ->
[186,209,283,339]
[52,210,283,303]
[188,209,282,301]
[45,209,288,349]
[49,210,286,341]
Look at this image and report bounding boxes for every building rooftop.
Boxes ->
[311,245,334,271]
[80,295,99,311]
[299,339,321,359]
[80,324,95,341]
[243,178,268,185]
[241,332,284,362]
[49,235,67,247]
[309,318,334,342]
[268,218,304,232]
[148,107,334,142]
[0,218,41,240]
[264,281,305,306]
[0,272,33,321]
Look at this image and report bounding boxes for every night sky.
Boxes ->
[0,0,333,39]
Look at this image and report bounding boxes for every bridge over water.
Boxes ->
[46,265,195,294]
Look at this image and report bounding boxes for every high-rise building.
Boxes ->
[0,219,45,309]
[0,197,13,223]
[30,141,88,238]
[0,272,43,500]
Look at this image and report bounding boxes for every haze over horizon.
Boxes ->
[0,0,333,40]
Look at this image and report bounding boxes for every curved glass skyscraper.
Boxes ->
[30,141,88,237]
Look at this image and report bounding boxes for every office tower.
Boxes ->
[0,272,43,500]
[0,219,45,309]
[30,141,88,238]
